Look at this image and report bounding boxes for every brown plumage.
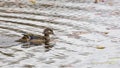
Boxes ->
[94,0,104,3]
[29,39,45,45]
[15,34,30,43]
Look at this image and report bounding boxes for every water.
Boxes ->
[0,0,120,68]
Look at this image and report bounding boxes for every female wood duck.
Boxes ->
[15,28,54,45]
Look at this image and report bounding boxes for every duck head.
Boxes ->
[43,28,54,36]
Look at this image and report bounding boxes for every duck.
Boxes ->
[15,28,54,45]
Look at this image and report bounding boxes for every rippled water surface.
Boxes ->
[0,0,120,68]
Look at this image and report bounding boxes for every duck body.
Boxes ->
[29,39,45,45]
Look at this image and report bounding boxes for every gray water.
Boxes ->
[0,0,120,68]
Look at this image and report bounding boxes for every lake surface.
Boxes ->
[0,0,120,68]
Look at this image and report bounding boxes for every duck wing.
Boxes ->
[23,33,45,39]
[30,35,45,39]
